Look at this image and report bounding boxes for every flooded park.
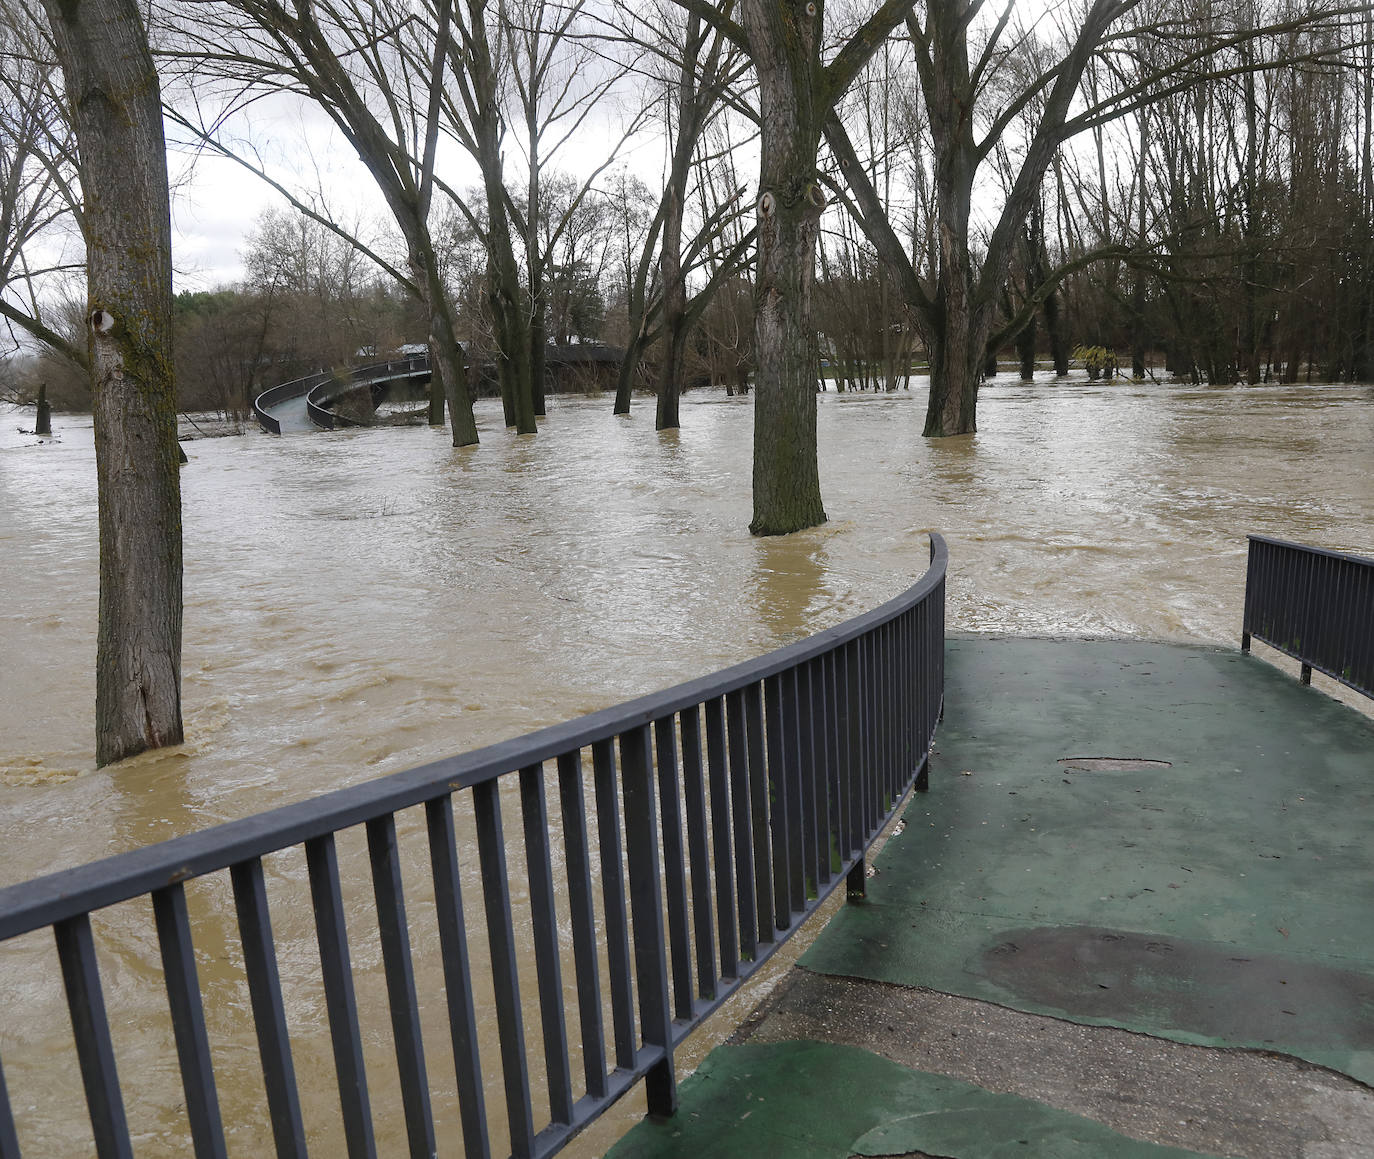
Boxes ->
[1,375,1372,1154]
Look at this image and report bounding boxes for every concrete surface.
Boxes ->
[607,638,1374,1159]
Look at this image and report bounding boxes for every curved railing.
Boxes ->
[252,370,334,434]
[304,355,431,430]
[253,355,432,433]
[0,535,946,1159]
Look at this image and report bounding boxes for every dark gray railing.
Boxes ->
[0,536,946,1159]
[305,356,432,430]
[252,370,334,434]
[1242,534,1374,698]
[253,356,431,434]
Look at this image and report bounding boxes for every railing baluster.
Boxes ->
[555,751,608,1099]
[763,675,792,929]
[423,797,491,1159]
[783,667,807,915]
[0,1052,20,1159]
[744,682,774,945]
[844,640,866,896]
[471,780,535,1159]
[846,641,863,856]
[53,914,132,1159]
[365,815,435,1159]
[810,656,833,890]
[152,884,227,1159]
[229,858,307,1158]
[592,739,637,1070]
[678,706,717,1000]
[704,698,738,978]
[619,726,676,1118]
[653,718,694,1021]
[725,690,756,964]
[305,834,377,1159]
[518,763,575,1126]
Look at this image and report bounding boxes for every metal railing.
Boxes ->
[252,370,334,434]
[253,356,432,434]
[1242,534,1374,698]
[0,536,947,1159]
[305,357,432,431]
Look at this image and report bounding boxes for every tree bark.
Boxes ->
[656,181,689,431]
[42,0,184,767]
[740,0,826,535]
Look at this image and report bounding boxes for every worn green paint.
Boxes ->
[803,637,1374,1081]
[607,1041,1216,1159]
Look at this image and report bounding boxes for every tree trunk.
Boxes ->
[466,0,535,433]
[1017,314,1036,380]
[410,232,477,445]
[741,0,826,536]
[656,186,688,430]
[35,382,51,435]
[43,0,183,767]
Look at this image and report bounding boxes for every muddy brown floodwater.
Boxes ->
[1,376,1371,1156]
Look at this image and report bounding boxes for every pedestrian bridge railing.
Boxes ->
[1242,534,1374,699]
[0,535,947,1159]
[305,356,431,430]
[253,355,431,434]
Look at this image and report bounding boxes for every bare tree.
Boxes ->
[830,0,1370,436]
[165,0,480,445]
[0,0,86,366]
[41,0,183,767]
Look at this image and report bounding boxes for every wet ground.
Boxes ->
[608,638,1374,1158]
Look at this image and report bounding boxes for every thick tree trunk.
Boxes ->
[924,292,984,437]
[467,0,535,434]
[43,0,183,767]
[750,171,826,534]
[656,322,689,431]
[920,3,983,437]
[741,0,826,536]
[410,233,477,445]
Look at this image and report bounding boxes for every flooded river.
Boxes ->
[1,376,1372,1154]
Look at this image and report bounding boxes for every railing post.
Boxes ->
[846,856,867,901]
[620,726,677,1119]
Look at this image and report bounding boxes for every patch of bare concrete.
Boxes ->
[735,968,1374,1159]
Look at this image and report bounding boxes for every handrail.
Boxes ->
[305,356,432,430]
[252,370,333,434]
[252,356,432,433]
[0,534,947,1158]
[1242,534,1374,698]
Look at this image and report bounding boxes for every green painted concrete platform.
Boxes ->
[609,638,1374,1158]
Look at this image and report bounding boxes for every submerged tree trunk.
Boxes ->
[43,0,183,767]
[35,382,51,435]
[740,0,826,535]
[409,231,476,445]
[657,185,689,430]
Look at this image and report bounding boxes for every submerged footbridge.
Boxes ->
[253,354,432,434]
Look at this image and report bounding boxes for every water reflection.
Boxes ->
[749,531,831,642]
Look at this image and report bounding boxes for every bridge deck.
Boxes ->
[263,394,314,433]
[609,637,1374,1159]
